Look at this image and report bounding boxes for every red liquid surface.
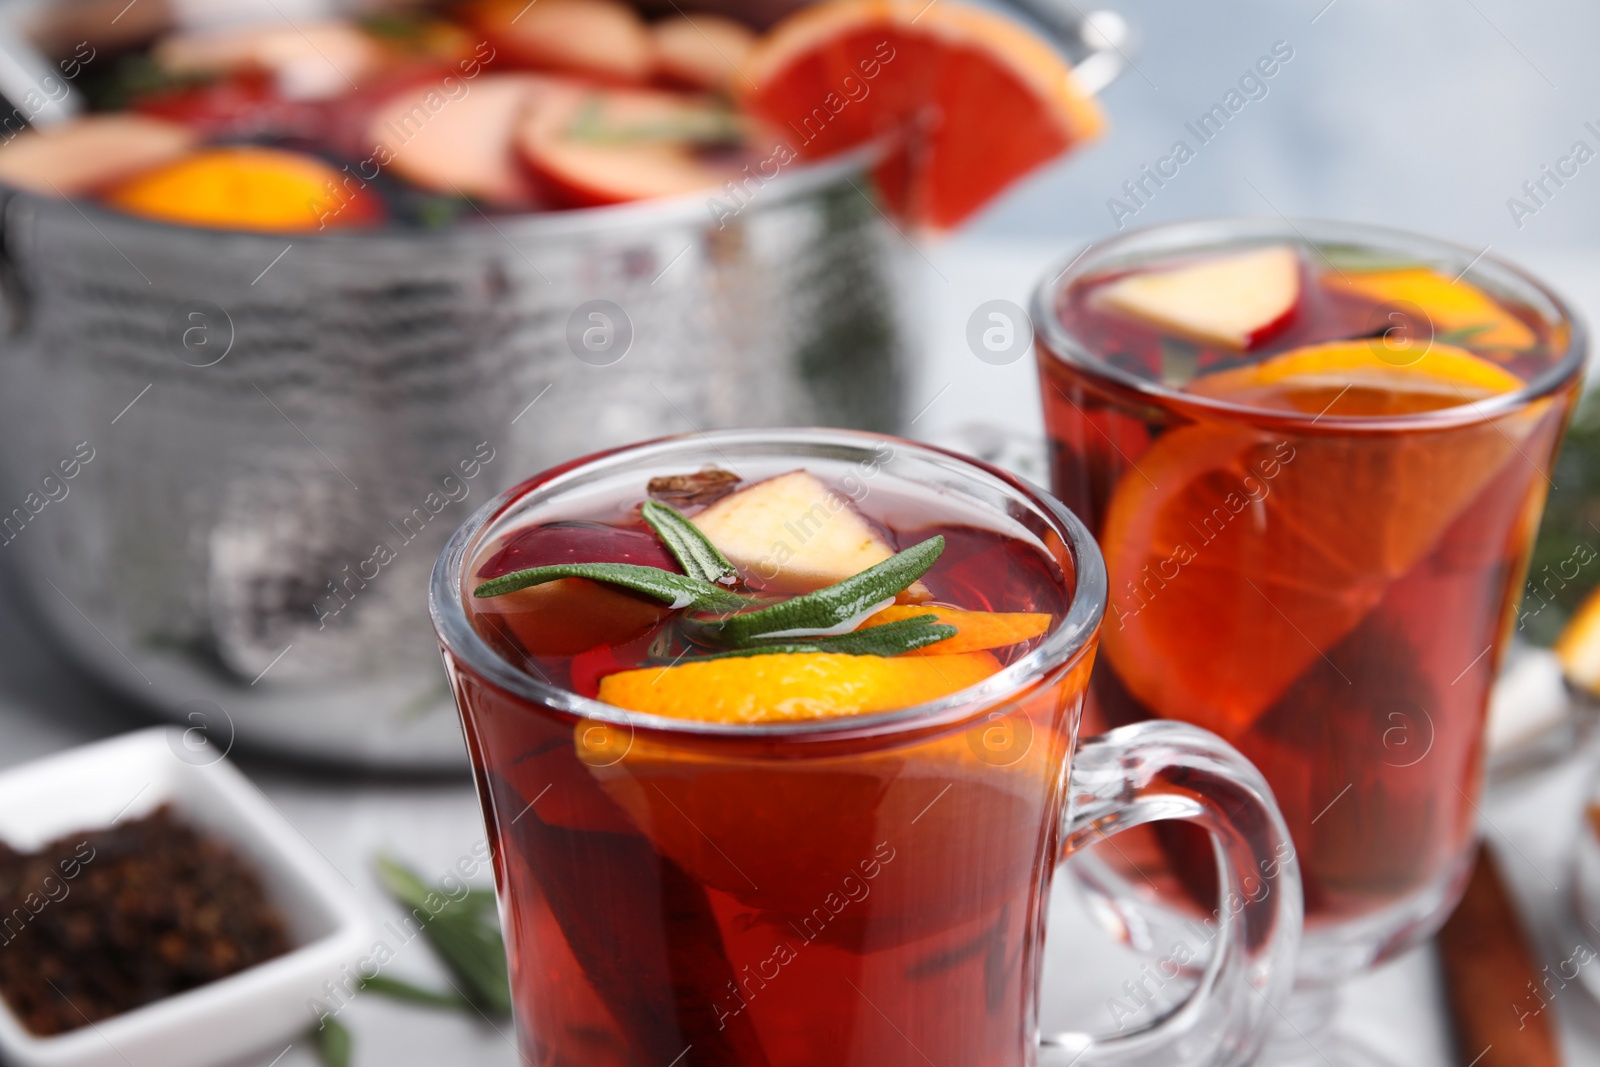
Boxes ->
[1040,245,1576,925]
[449,475,1088,1065]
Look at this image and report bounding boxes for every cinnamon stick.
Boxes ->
[1436,841,1563,1067]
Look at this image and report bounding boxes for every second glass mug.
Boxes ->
[430,429,1301,1066]
[1033,217,1586,1060]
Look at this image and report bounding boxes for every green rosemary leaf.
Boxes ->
[1312,244,1430,274]
[692,537,945,646]
[693,616,958,659]
[361,974,469,1010]
[566,94,744,146]
[374,856,513,1018]
[313,1016,352,1067]
[641,501,738,584]
[473,562,747,612]
[1437,323,1495,346]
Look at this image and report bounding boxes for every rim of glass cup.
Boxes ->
[1031,216,1589,431]
[430,428,1107,742]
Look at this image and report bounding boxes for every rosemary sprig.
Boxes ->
[360,973,470,1010]
[1313,244,1429,274]
[1437,323,1495,346]
[694,615,957,659]
[566,93,745,146]
[375,856,512,1018]
[691,537,945,646]
[312,1016,352,1067]
[641,501,737,585]
[473,562,748,612]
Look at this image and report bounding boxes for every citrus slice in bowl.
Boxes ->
[739,0,1105,228]
[102,146,383,231]
[1101,341,1532,738]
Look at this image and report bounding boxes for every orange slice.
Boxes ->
[596,650,1001,722]
[1188,340,1525,416]
[1323,267,1536,350]
[861,604,1051,654]
[584,656,1073,938]
[740,0,1105,229]
[1102,341,1532,737]
[1557,586,1600,695]
[103,146,381,231]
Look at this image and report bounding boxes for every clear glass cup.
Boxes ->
[430,428,1302,1067]
[1033,218,1586,1063]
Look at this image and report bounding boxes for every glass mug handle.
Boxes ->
[1042,721,1303,1066]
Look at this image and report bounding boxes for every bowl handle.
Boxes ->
[1007,2,1138,96]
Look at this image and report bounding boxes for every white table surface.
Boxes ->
[2,233,1600,1066]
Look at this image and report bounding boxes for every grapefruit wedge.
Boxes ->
[1101,342,1534,738]
[740,0,1105,228]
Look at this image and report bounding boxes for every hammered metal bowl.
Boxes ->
[0,1,1129,768]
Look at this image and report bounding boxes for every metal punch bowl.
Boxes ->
[0,2,1131,768]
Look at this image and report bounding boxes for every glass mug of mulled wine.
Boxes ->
[1035,217,1585,1063]
[431,429,1301,1067]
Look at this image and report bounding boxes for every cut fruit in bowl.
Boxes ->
[740,0,1106,229]
[367,72,551,206]
[516,82,776,209]
[650,13,758,92]
[0,115,196,196]
[1101,341,1532,738]
[130,71,331,142]
[1323,266,1537,350]
[465,0,653,84]
[101,146,383,232]
[152,19,385,101]
[1092,245,1301,350]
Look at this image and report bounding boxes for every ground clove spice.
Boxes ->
[0,804,290,1036]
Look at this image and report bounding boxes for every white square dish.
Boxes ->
[0,727,372,1067]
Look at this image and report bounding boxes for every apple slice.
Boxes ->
[152,19,384,101]
[0,115,196,195]
[465,0,652,83]
[1093,245,1302,350]
[651,14,757,93]
[517,83,762,207]
[691,470,924,595]
[368,72,550,206]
